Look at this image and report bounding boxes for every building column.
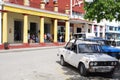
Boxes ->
[65,20,70,42]
[65,5,69,15]
[84,23,88,33]
[40,0,45,9]
[102,26,105,38]
[23,14,28,43]
[97,25,100,37]
[54,1,58,12]
[40,16,44,43]
[53,19,58,42]
[2,11,8,43]
[91,24,94,33]
[24,0,30,6]
[0,6,2,44]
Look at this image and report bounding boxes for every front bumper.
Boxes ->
[88,66,114,72]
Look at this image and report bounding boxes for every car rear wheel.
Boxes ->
[78,63,88,76]
[60,56,66,66]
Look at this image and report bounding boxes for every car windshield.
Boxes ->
[78,44,103,53]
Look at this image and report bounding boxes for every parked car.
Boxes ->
[57,39,119,76]
[105,39,120,48]
[85,38,120,59]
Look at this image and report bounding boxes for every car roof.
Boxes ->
[70,39,99,45]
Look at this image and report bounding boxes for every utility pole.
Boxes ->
[70,0,72,18]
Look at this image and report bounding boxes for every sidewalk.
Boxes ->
[0,45,64,53]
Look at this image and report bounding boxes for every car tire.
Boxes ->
[78,63,88,76]
[60,56,66,66]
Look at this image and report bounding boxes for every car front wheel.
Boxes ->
[78,63,88,76]
[60,56,66,66]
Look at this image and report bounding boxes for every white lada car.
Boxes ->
[57,39,119,76]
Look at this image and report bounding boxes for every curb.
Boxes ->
[0,46,63,53]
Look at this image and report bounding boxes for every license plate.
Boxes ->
[96,68,110,72]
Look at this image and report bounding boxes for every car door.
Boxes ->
[64,42,73,63]
[65,44,79,67]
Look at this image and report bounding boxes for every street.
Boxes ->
[0,48,120,80]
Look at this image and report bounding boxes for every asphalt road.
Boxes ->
[0,48,120,80]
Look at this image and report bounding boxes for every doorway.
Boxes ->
[77,28,82,33]
[30,22,38,43]
[14,20,23,42]
[44,23,50,34]
[30,22,37,35]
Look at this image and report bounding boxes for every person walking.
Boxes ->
[59,35,63,42]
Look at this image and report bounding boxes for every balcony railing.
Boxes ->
[3,0,66,14]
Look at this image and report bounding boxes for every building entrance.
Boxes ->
[58,26,65,42]
[30,23,37,35]
[77,28,82,33]
[30,22,38,43]
[44,23,50,34]
[14,20,23,42]
[44,23,52,42]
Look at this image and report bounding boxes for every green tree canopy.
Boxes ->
[84,0,120,22]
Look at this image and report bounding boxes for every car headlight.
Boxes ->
[114,62,117,65]
[94,62,98,66]
[89,62,94,66]
[111,62,114,66]
[111,61,118,66]
[89,62,98,66]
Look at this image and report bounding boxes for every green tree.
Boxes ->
[84,0,120,22]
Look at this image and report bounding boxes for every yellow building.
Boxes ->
[1,0,70,49]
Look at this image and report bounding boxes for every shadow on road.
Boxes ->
[56,61,120,80]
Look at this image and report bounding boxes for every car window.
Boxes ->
[71,44,77,53]
[65,42,73,50]
[79,44,86,53]
[78,44,102,53]
[65,42,77,53]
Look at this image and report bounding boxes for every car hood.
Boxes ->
[102,46,120,52]
[83,53,118,61]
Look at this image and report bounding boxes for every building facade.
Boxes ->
[105,20,120,40]
[0,0,106,49]
[0,0,70,46]
[70,0,105,38]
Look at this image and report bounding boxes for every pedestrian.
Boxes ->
[35,36,39,43]
[28,33,30,43]
[31,34,35,43]
[44,33,47,42]
[59,35,63,42]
